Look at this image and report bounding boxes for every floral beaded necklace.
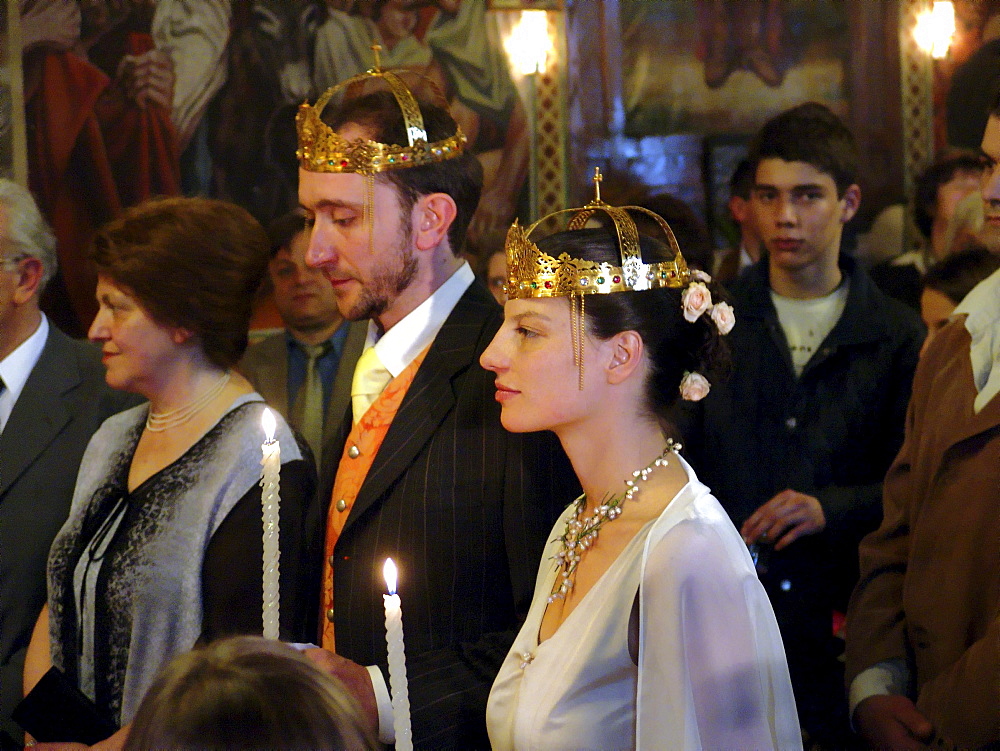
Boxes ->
[548,439,682,603]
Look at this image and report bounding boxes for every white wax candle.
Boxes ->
[260,408,281,640]
[383,558,412,750]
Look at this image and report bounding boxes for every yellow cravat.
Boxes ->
[351,346,392,424]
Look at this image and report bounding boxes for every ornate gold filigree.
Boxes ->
[296,48,467,175]
[504,169,691,300]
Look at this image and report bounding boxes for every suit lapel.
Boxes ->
[0,329,77,498]
[342,287,496,534]
[251,335,290,415]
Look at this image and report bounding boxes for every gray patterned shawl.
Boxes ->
[47,394,302,725]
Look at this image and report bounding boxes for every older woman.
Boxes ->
[481,192,800,749]
[23,197,320,743]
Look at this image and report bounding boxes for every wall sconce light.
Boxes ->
[914,1,955,59]
[504,10,553,76]
[503,9,554,220]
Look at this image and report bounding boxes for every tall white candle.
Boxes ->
[260,408,281,640]
[383,558,412,750]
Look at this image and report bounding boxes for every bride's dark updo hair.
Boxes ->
[535,227,731,423]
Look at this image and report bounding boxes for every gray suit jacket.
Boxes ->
[238,323,367,468]
[0,325,139,747]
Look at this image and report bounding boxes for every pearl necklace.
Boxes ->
[548,439,681,603]
[146,371,231,432]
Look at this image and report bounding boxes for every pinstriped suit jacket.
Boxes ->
[319,281,577,749]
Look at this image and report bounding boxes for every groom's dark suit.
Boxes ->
[320,281,577,749]
[0,326,138,748]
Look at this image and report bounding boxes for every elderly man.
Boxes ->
[0,180,136,749]
[845,94,1000,751]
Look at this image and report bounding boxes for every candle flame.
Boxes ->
[383,558,397,595]
[262,408,276,443]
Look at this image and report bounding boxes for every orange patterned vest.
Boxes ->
[320,346,430,649]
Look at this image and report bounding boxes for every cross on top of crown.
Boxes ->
[592,167,603,202]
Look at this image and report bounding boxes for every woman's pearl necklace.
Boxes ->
[548,439,681,603]
[146,371,231,433]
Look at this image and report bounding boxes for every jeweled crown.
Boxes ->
[504,169,692,300]
[296,46,467,175]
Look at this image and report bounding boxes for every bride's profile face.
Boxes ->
[480,296,598,434]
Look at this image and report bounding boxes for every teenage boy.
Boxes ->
[689,102,924,746]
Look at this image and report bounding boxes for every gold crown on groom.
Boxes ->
[503,168,693,300]
[295,45,467,176]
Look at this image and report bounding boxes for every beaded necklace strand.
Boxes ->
[548,439,681,603]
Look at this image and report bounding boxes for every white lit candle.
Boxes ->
[260,408,281,640]
[383,558,412,750]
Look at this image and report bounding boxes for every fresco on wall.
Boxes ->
[19,0,525,335]
[0,2,14,180]
[621,0,849,137]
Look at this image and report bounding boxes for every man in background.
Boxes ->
[846,93,1000,751]
[239,210,365,472]
[690,103,924,747]
[714,157,762,284]
[0,180,136,749]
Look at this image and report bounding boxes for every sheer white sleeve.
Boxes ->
[637,490,801,750]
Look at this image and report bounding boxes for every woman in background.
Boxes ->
[482,195,799,749]
[23,197,320,744]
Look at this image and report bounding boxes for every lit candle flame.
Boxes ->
[262,407,276,443]
[384,558,397,595]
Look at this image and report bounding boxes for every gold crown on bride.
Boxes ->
[504,168,693,301]
[295,45,467,175]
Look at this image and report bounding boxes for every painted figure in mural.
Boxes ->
[698,0,784,88]
[313,0,529,248]
[20,0,230,335]
[212,0,326,223]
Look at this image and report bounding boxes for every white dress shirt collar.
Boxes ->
[366,262,475,378]
[0,314,49,431]
[954,267,1000,413]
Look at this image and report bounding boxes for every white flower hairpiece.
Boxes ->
[677,277,735,400]
[679,371,711,401]
[681,279,735,335]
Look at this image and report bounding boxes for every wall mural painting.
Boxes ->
[622,0,849,137]
[612,0,850,244]
[18,0,527,336]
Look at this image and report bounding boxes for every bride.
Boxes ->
[480,184,801,750]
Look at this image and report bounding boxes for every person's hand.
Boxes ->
[740,489,825,550]
[32,743,89,750]
[115,48,174,110]
[302,648,378,737]
[853,694,934,750]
